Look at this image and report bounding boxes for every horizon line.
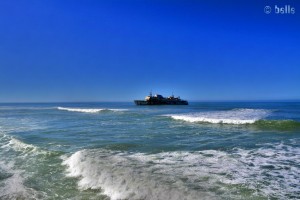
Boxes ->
[0,99,300,104]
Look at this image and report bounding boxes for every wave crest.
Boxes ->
[166,109,271,124]
[57,107,128,113]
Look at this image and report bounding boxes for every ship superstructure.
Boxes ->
[134,92,188,105]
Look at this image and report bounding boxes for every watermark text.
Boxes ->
[264,5,295,14]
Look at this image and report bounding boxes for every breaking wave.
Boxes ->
[166,108,271,124]
[62,150,216,200]
[57,107,128,113]
[62,143,300,199]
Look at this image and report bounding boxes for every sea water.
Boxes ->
[0,102,299,199]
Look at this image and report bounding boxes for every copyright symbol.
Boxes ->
[264,6,272,14]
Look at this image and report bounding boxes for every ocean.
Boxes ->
[0,102,299,200]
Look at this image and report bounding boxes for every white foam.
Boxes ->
[8,138,38,153]
[62,150,216,200]
[166,109,271,124]
[0,161,45,199]
[0,134,46,199]
[0,163,29,199]
[62,143,300,199]
[57,107,127,113]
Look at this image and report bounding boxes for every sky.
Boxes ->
[0,0,299,102]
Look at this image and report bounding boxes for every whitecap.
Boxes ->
[165,108,271,124]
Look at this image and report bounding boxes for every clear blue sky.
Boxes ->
[0,0,299,102]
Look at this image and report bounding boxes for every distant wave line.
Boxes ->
[57,107,128,113]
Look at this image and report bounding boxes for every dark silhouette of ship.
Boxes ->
[134,92,188,105]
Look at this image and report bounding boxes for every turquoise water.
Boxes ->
[0,102,299,199]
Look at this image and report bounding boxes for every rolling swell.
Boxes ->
[165,108,300,131]
[167,117,300,131]
[253,120,300,131]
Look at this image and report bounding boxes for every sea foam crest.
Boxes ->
[166,108,271,124]
[8,138,38,153]
[0,132,37,154]
[62,143,300,199]
[57,107,127,113]
[0,131,49,158]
